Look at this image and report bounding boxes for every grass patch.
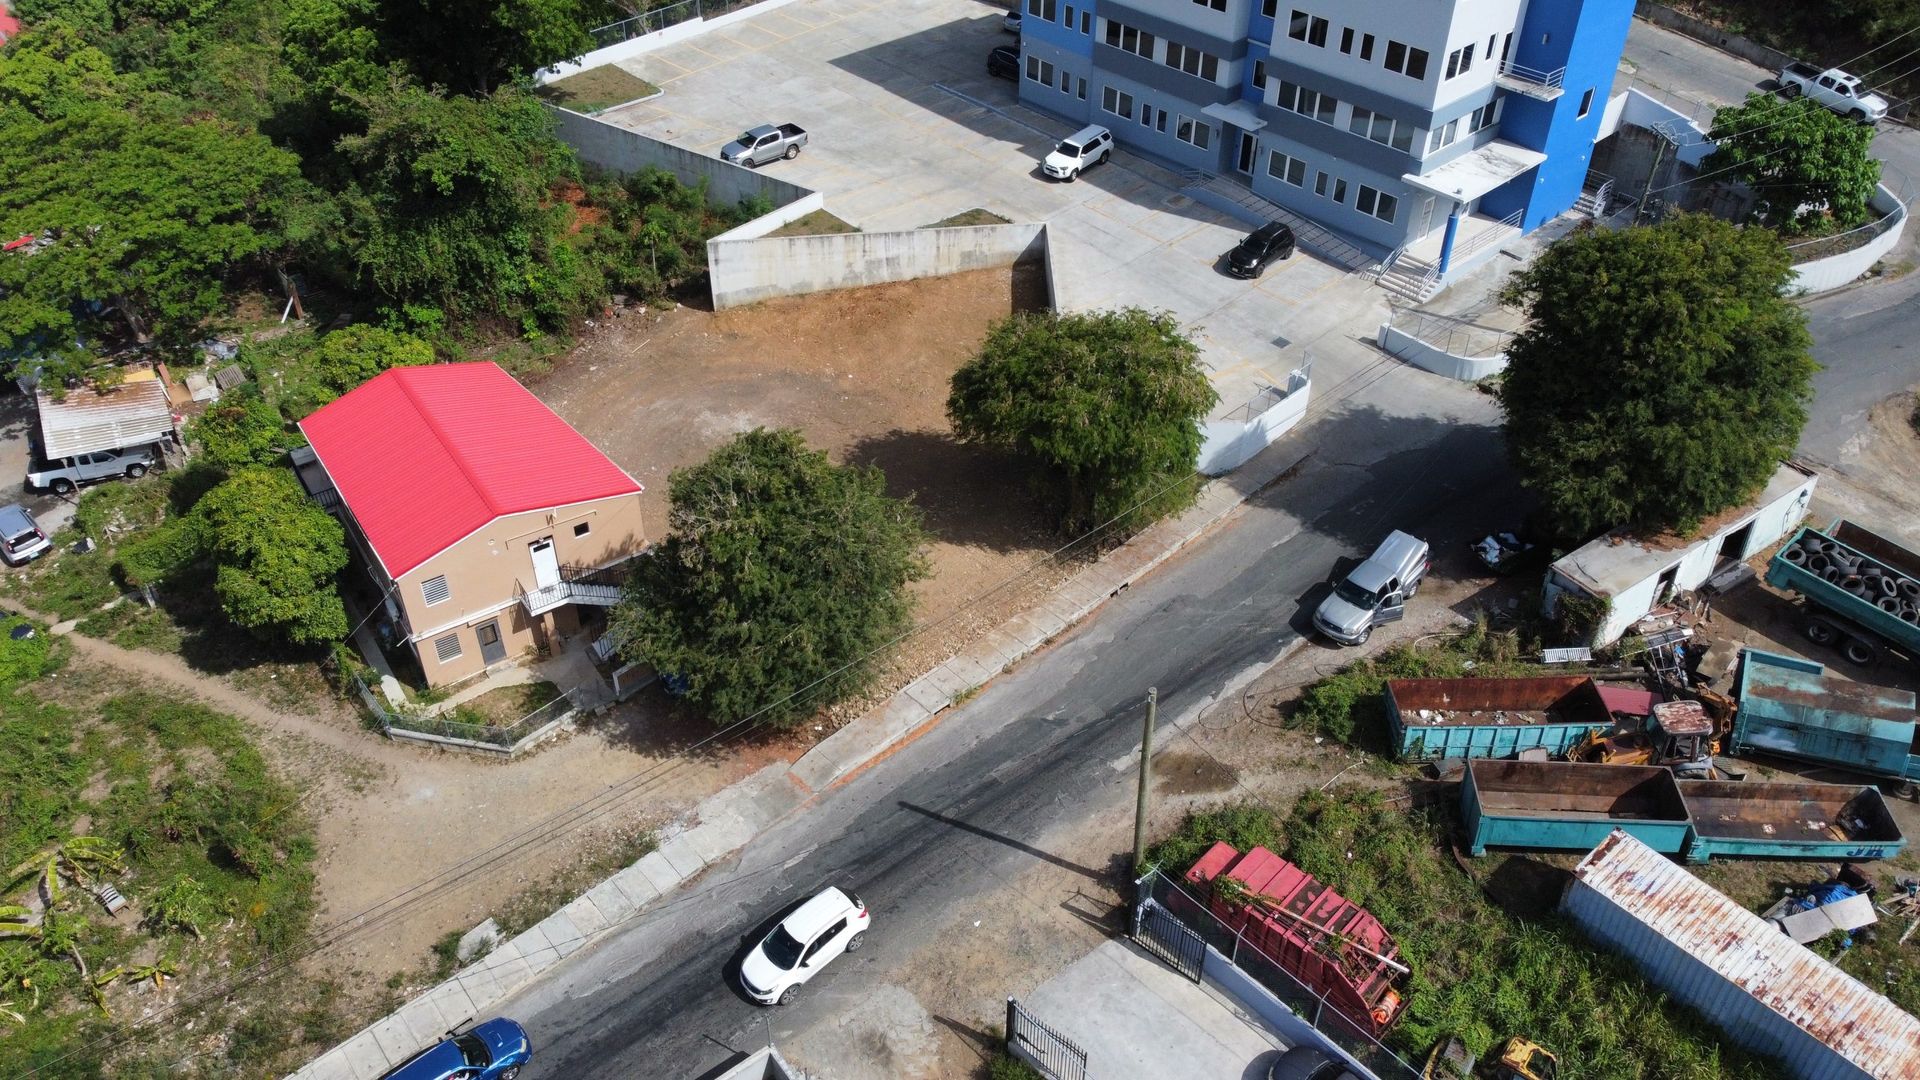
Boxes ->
[923,208,1013,228]
[766,208,860,237]
[984,1054,1043,1080]
[1149,794,1790,1079]
[492,829,659,937]
[532,65,660,113]
[1290,615,1533,751]
[445,680,562,728]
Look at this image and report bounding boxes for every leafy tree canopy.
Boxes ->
[1496,214,1817,539]
[947,308,1218,535]
[610,428,929,729]
[275,324,434,417]
[186,384,297,469]
[194,466,349,644]
[1705,92,1881,234]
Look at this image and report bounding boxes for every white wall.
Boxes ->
[1788,185,1910,294]
[1197,370,1312,475]
[1375,321,1506,381]
[534,0,811,85]
[707,223,1050,309]
[547,106,816,214]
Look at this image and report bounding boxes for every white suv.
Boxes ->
[1042,124,1113,181]
[739,886,869,1005]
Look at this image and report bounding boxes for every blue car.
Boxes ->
[376,1017,532,1080]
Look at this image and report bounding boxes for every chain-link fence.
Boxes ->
[352,674,577,752]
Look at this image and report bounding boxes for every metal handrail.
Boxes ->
[1450,208,1523,264]
[1497,59,1565,91]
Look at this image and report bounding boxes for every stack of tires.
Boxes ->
[1780,534,1920,626]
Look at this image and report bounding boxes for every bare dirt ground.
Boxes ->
[536,265,1083,727]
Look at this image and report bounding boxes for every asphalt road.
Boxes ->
[502,385,1516,1079]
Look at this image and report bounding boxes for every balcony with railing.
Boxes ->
[516,561,629,616]
[1494,60,1565,101]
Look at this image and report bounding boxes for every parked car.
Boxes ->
[1003,8,1021,33]
[988,44,1020,80]
[26,442,156,494]
[739,886,870,1005]
[1226,221,1297,278]
[0,504,50,566]
[1313,530,1430,646]
[1041,124,1113,181]
[1777,62,1888,122]
[373,1017,532,1080]
[721,123,810,168]
[1268,1045,1362,1080]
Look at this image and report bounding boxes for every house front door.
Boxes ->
[476,619,506,666]
[530,537,560,590]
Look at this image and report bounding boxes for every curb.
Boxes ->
[291,443,1312,1080]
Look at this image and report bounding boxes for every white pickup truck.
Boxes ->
[1777,62,1889,123]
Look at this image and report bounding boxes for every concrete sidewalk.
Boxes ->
[1020,939,1290,1080]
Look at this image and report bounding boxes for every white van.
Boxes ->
[1042,124,1114,181]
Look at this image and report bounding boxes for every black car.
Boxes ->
[1226,221,1297,278]
[1267,1046,1362,1080]
[988,45,1019,80]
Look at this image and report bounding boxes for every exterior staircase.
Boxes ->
[517,562,629,616]
[1374,251,1443,303]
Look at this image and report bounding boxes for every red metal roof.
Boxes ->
[1596,685,1660,718]
[298,362,641,578]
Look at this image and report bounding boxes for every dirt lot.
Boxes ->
[536,264,1079,724]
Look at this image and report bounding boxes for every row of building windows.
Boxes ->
[1025,0,1092,36]
[1191,0,1227,11]
[1028,55,1089,100]
[1093,84,1214,151]
[1264,149,1399,223]
[1281,6,1428,81]
[1105,18,1156,59]
[1273,71,1505,159]
[1428,97,1502,152]
[1165,41,1222,82]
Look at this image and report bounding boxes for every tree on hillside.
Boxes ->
[187,385,295,469]
[279,324,435,417]
[609,429,929,729]
[194,467,350,646]
[1705,93,1881,234]
[1497,214,1817,539]
[280,0,615,101]
[946,308,1218,535]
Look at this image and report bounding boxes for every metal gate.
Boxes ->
[1133,897,1206,981]
[1005,997,1089,1080]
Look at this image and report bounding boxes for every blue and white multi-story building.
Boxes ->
[1015,0,1634,280]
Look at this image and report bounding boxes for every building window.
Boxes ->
[1261,0,1278,16]
[1060,67,1072,92]
[1313,170,1328,196]
[1469,98,1502,132]
[1077,77,1087,99]
[1175,114,1212,149]
[1288,10,1328,46]
[1332,177,1348,203]
[1360,33,1375,61]
[1026,56,1056,88]
[1252,60,1267,89]
[421,575,451,606]
[1488,34,1497,60]
[1349,106,1413,152]
[1578,88,1594,118]
[1276,80,1337,125]
[1104,20,1155,59]
[1266,150,1307,186]
[1501,33,1513,63]
[1166,42,1221,81]
[1143,105,1157,129]
[1339,27,1353,55]
[1027,0,1057,17]
[1065,4,1073,25]
[573,521,591,537]
[1191,0,1226,9]
[1384,40,1428,79]
[1101,85,1134,120]
[1443,43,1473,79]
[1356,184,1398,222]
[433,632,462,663]
[1081,10,1091,33]
[1428,117,1460,152]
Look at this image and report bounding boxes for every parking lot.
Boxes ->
[598,0,1398,418]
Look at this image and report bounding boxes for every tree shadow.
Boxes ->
[845,429,1054,554]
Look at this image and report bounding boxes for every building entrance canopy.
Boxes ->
[1402,140,1546,204]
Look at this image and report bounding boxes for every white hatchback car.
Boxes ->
[739,886,870,1005]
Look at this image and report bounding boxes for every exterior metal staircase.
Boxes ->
[517,563,628,616]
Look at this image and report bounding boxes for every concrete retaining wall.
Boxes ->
[1375,323,1506,382]
[1197,370,1311,475]
[1616,89,1717,167]
[548,105,813,213]
[708,223,1050,309]
[535,0,810,84]
[1788,185,1910,293]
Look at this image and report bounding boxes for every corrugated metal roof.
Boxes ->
[297,362,642,578]
[1572,830,1920,1077]
[34,374,176,458]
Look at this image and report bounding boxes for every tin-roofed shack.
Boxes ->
[1385,675,1614,760]
[34,369,177,459]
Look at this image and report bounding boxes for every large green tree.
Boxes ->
[1705,93,1881,234]
[947,308,1218,535]
[610,429,929,729]
[195,467,350,645]
[1497,214,1817,539]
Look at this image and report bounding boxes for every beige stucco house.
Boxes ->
[298,362,645,687]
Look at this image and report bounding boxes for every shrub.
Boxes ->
[1143,802,1286,876]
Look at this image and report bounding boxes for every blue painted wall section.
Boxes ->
[1020,0,1095,58]
[1483,0,1636,228]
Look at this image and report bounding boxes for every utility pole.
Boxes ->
[1132,687,1159,871]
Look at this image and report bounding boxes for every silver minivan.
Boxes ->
[1312,531,1430,646]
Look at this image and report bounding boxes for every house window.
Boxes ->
[1101,85,1134,120]
[574,521,591,537]
[1469,98,1502,132]
[1308,15,1328,47]
[1105,20,1155,59]
[1355,184,1398,222]
[1339,27,1353,55]
[1360,33,1375,61]
[1289,10,1309,40]
[1252,60,1267,90]
[1488,34,1496,60]
[1166,42,1221,81]
[1175,114,1212,149]
[1578,88,1594,118]
[1143,105,1158,129]
[1026,55,1054,86]
[421,575,451,606]
[1266,150,1306,186]
[433,632,463,663]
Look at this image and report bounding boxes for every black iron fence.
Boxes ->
[1005,997,1089,1080]
[1134,867,1423,1080]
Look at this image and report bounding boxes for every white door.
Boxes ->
[530,537,560,589]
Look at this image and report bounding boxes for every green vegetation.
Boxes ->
[611,428,930,728]
[924,208,1012,229]
[1498,214,1816,539]
[1148,795,1788,1079]
[985,1053,1044,1080]
[1291,617,1532,750]
[1682,0,1920,105]
[947,308,1218,535]
[766,208,861,237]
[443,679,562,729]
[491,828,657,937]
[1705,94,1881,235]
[534,65,660,113]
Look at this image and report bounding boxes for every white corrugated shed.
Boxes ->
[1565,830,1920,1080]
[34,372,176,459]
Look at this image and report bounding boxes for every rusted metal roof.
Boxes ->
[1571,831,1920,1077]
[34,372,176,459]
[1387,675,1611,729]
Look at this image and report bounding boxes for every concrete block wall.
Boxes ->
[707,223,1051,309]
[1197,371,1312,476]
[548,106,814,214]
